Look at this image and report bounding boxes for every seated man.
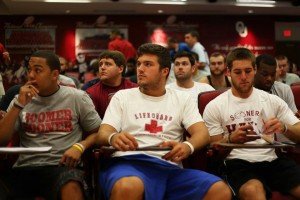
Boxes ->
[167,51,214,102]
[199,52,231,90]
[190,51,209,82]
[276,54,300,86]
[86,50,137,119]
[0,50,102,200]
[254,54,299,117]
[203,47,300,199]
[94,43,231,200]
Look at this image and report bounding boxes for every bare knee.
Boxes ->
[239,179,266,200]
[289,185,300,198]
[60,180,84,200]
[203,181,232,200]
[111,176,144,200]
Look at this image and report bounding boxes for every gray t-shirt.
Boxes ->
[271,81,297,113]
[10,86,101,167]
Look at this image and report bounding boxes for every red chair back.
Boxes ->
[198,89,228,116]
[291,81,300,87]
[291,85,300,110]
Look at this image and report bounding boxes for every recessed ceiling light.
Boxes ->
[143,1,186,5]
[158,10,164,13]
[236,0,276,7]
[236,0,275,3]
[45,0,91,3]
[236,3,275,7]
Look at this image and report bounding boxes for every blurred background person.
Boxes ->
[185,30,210,74]
[0,43,10,100]
[190,52,209,82]
[59,56,81,88]
[199,52,231,90]
[124,57,137,83]
[166,36,190,62]
[275,54,300,85]
[108,29,136,61]
[254,54,298,117]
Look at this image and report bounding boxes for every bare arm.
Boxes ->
[95,123,138,151]
[0,82,38,143]
[263,118,300,143]
[283,122,300,143]
[0,106,21,143]
[60,126,100,167]
[161,122,210,163]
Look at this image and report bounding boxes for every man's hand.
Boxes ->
[110,132,138,151]
[2,52,10,65]
[60,146,83,168]
[161,141,190,162]
[18,82,39,106]
[229,124,260,143]
[262,117,285,135]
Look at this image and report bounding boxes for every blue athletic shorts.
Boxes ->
[99,154,222,200]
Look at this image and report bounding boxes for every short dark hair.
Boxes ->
[210,52,226,62]
[226,48,256,71]
[110,29,121,35]
[99,50,126,68]
[127,57,136,65]
[31,50,60,71]
[167,37,177,44]
[174,51,195,66]
[256,54,276,70]
[190,51,199,61]
[136,43,171,72]
[275,54,288,61]
[186,30,199,41]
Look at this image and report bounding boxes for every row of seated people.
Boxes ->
[1,45,300,199]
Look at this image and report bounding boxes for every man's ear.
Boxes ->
[162,67,170,77]
[191,64,197,73]
[119,65,124,74]
[254,65,257,75]
[52,69,60,80]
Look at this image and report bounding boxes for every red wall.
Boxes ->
[0,14,299,64]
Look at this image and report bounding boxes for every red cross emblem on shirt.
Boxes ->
[145,120,163,134]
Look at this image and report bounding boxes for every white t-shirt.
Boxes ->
[166,81,215,103]
[192,42,210,74]
[203,88,299,162]
[102,87,203,165]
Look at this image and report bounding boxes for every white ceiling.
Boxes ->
[0,0,299,16]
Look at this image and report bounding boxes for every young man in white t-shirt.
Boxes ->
[95,43,231,200]
[203,47,300,199]
[167,51,214,103]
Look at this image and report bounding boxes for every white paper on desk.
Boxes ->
[0,146,52,153]
[257,109,267,132]
[256,109,275,144]
[138,143,162,149]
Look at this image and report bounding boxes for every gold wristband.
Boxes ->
[72,144,84,153]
